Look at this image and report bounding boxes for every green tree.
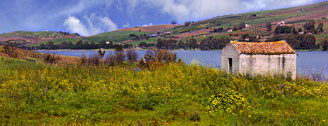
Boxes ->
[298,28,303,33]
[303,20,315,32]
[266,22,272,31]
[318,22,324,33]
[302,34,316,50]
[321,40,328,51]
[184,21,191,27]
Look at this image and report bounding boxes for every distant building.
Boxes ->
[277,21,286,26]
[149,34,159,37]
[221,41,296,79]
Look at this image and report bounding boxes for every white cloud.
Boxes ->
[100,17,118,31]
[123,23,130,28]
[64,15,89,36]
[54,0,114,18]
[142,23,153,27]
[127,0,317,23]
[64,15,118,36]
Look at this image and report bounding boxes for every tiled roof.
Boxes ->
[230,41,296,54]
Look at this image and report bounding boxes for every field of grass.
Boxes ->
[129,38,157,46]
[36,31,150,46]
[1,56,328,125]
[0,31,55,37]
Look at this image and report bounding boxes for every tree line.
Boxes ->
[153,37,229,50]
[36,40,133,50]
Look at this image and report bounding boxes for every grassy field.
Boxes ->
[1,56,328,125]
[129,38,157,46]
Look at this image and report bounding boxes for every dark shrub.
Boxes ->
[115,51,126,64]
[138,49,178,68]
[155,49,176,63]
[126,49,138,63]
[3,40,18,58]
[88,54,100,66]
[79,53,88,65]
[98,49,105,58]
[104,53,116,66]
[43,53,61,64]
[144,49,157,63]
[190,111,201,122]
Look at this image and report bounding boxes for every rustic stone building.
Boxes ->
[221,41,296,79]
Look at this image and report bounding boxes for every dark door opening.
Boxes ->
[228,58,232,74]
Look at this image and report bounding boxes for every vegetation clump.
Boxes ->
[3,40,18,58]
[43,53,60,64]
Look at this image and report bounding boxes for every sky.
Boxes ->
[0,0,326,36]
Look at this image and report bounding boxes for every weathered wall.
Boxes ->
[239,54,296,79]
[221,44,240,74]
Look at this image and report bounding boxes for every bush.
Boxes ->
[88,54,100,66]
[138,49,177,68]
[3,41,18,58]
[104,51,127,66]
[206,89,251,116]
[79,53,88,65]
[104,53,116,66]
[43,53,61,64]
[98,49,105,58]
[115,51,126,64]
[126,49,138,63]
[155,49,176,64]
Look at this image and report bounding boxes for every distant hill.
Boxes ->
[1,1,328,48]
[116,24,176,33]
[35,31,150,46]
[0,31,80,46]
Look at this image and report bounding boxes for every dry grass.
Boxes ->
[0,46,79,64]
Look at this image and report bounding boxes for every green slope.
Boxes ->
[36,31,150,45]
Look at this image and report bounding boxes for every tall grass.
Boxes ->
[0,57,328,125]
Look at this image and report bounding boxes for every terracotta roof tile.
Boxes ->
[230,41,296,54]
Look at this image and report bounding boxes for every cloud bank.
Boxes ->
[127,0,318,23]
[64,15,117,36]
[64,16,89,36]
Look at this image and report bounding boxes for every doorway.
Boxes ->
[228,58,232,74]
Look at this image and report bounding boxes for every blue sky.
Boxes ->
[0,0,325,36]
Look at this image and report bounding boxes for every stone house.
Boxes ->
[221,41,296,79]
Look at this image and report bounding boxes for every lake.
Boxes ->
[38,50,328,74]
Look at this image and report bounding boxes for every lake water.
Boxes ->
[38,50,328,74]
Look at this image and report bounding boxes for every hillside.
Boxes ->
[116,24,176,33]
[1,1,328,49]
[36,31,150,46]
[0,31,80,46]
[0,46,78,64]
